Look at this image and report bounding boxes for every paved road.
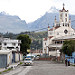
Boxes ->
[3,61,75,75]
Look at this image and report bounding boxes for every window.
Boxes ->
[18,43,20,46]
[63,23,64,26]
[65,18,67,22]
[65,14,67,17]
[45,43,46,45]
[68,24,69,27]
[4,43,7,46]
[0,42,1,45]
[57,32,59,35]
[57,41,60,44]
[12,43,16,46]
[65,24,67,26]
[16,47,18,48]
[55,41,57,44]
[60,14,62,17]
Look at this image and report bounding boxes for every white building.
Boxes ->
[1,38,21,51]
[0,36,23,65]
[0,50,12,68]
[43,4,75,57]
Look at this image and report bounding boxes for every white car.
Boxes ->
[24,58,33,65]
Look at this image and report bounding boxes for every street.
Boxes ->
[2,61,75,75]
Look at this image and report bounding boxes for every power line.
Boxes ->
[32,27,47,32]
[32,20,75,32]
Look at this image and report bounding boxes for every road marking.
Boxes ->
[18,66,32,75]
[4,66,32,75]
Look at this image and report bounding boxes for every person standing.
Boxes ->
[68,59,70,66]
[65,58,67,66]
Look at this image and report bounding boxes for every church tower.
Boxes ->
[59,4,71,27]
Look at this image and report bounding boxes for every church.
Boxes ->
[43,4,75,57]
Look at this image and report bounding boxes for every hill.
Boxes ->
[2,31,47,50]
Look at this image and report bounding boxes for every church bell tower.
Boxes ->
[59,4,70,27]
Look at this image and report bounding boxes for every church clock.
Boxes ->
[64,29,68,34]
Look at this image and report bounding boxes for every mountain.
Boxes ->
[27,7,75,31]
[0,12,28,33]
[27,13,59,31]
[27,7,59,31]
[47,6,59,13]
[0,7,75,33]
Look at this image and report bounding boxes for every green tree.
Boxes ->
[17,34,31,55]
[62,40,75,56]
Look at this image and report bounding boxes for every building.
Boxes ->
[43,4,75,57]
[0,36,23,68]
[30,49,43,56]
[1,38,21,51]
[0,50,12,68]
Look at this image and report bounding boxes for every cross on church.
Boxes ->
[63,3,65,7]
[63,3,65,10]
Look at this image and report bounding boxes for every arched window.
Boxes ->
[65,14,67,17]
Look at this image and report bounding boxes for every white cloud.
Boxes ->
[0,0,75,23]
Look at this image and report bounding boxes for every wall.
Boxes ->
[7,52,12,65]
[49,51,57,56]
[20,53,23,61]
[15,53,19,62]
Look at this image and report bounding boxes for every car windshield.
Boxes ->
[24,58,32,61]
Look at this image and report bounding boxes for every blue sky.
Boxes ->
[0,0,75,23]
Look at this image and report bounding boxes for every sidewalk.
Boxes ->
[8,62,20,69]
[0,62,20,72]
[0,68,5,72]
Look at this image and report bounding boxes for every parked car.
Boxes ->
[35,55,40,60]
[24,58,33,65]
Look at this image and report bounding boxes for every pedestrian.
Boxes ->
[68,59,70,66]
[65,58,67,66]
[74,57,75,64]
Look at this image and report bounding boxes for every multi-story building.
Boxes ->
[0,36,23,66]
[43,4,75,57]
[0,35,21,51]
[1,38,21,51]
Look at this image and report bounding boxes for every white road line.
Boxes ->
[18,66,32,75]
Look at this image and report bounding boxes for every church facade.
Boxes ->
[43,4,75,57]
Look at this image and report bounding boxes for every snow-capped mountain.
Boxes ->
[0,7,75,33]
[47,7,59,13]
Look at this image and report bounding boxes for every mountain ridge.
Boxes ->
[0,7,75,33]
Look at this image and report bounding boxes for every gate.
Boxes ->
[0,54,7,68]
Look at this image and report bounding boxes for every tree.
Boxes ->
[17,34,31,55]
[62,40,75,56]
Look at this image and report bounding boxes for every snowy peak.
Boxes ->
[47,6,59,13]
